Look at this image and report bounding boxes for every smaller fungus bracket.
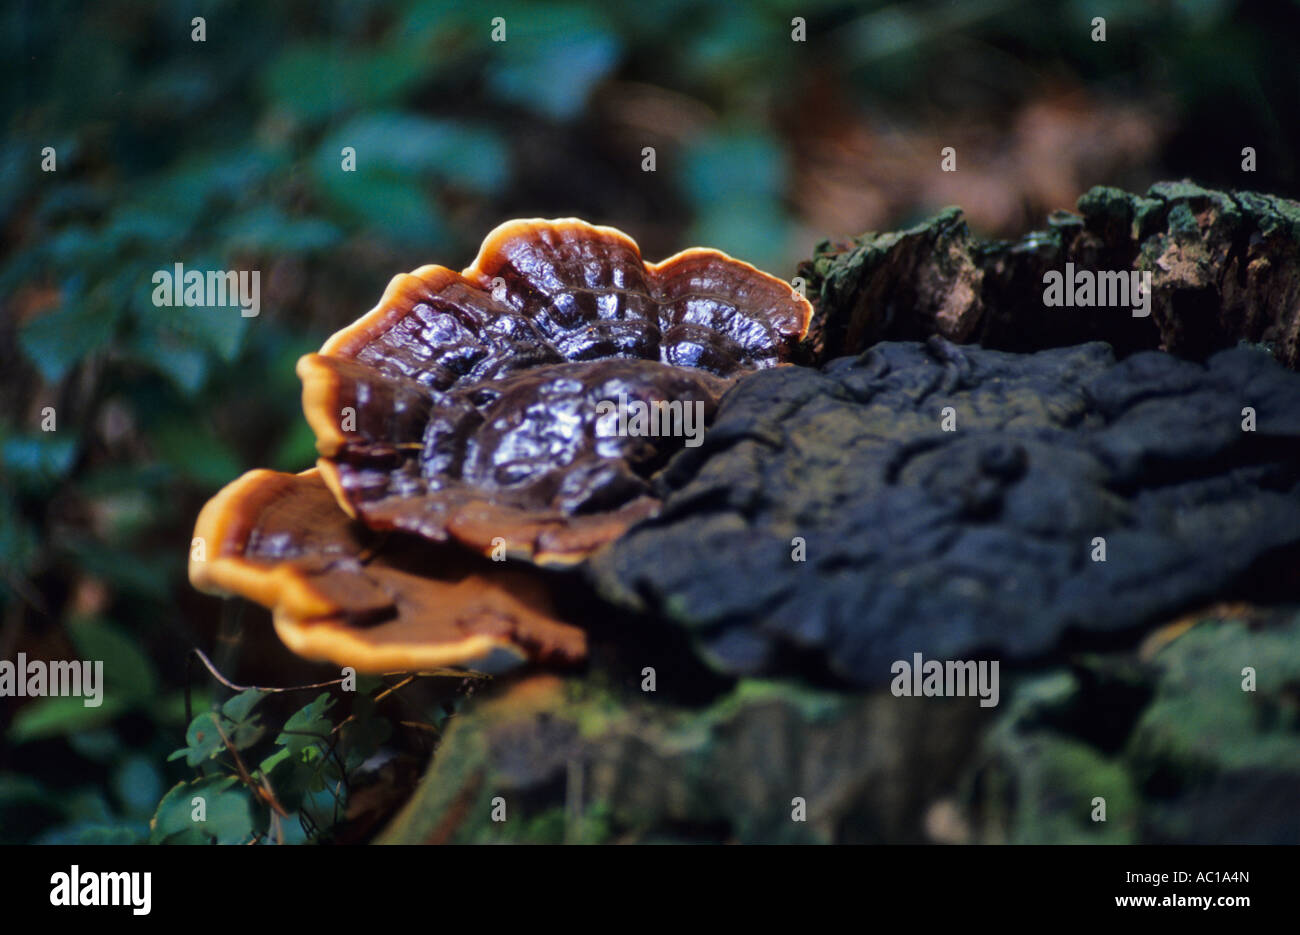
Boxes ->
[189,468,585,673]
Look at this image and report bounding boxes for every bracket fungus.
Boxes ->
[189,218,809,671]
[188,468,585,673]
[297,218,811,564]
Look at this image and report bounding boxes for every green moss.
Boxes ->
[968,609,1300,844]
[1129,617,1300,779]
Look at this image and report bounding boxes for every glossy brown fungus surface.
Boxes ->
[189,468,585,673]
[301,218,812,563]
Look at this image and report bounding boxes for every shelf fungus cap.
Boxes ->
[299,218,812,564]
[188,468,585,673]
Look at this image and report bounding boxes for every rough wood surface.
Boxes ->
[800,182,1300,368]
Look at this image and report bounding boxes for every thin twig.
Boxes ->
[329,674,417,737]
[190,648,351,694]
[189,647,476,694]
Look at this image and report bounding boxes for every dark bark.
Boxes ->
[587,339,1300,686]
[799,181,1300,368]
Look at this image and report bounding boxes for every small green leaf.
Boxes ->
[150,776,253,845]
[276,693,334,759]
[177,710,226,767]
[221,688,264,724]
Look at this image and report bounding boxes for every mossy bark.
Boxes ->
[799,181,1300,368]
[380,609,1300,844]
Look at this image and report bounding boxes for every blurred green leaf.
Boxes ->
[132,264,254,364]
[219,206,342,254]
[317,113,510,193]
[681,130,785,206]
[262,40,430,122]
[679,8,775,86]
[67,726,121,761]
[68,617,159,704]
[154,150,284,210]
[64,787,116,824]
[17,286,120,383]
[7,695,127,744]
[43,226,100,268]
[486,6,620,119]
[314,170,448,248]
[0,434,78,490]
[101,207,187,249]
[60,541,175,600]
[0,493,38,581]
[270,416,320,472]
[113,755,164,818]
[127,330,211,395]
[147,418,243,489]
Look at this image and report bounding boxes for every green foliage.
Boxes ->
[485,4,621,119]
[7,695,129,746]
[7,617,158,743]
[153,685,406,844]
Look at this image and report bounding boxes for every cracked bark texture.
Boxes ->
[586,338,1300,686]
[799,181,1300,368]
